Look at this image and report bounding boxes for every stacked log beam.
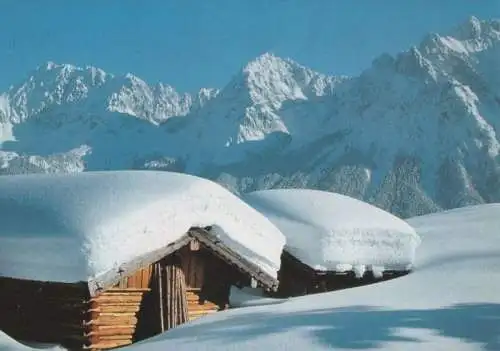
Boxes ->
[185,289,220,322]
[84,288,149,350]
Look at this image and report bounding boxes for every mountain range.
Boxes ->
[1,16,499,218]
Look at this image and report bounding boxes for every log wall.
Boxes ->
[85,288,150,350]
[84,266,154,350]
[185,288,220,322]
[0,277,89,350]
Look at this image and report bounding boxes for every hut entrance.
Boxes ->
[176,241,234,322]
[135,239,240,341]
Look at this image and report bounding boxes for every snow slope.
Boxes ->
[0,171,285,292]
[1,17,500,219]
[118,204,500,351]
[244,189,420,275]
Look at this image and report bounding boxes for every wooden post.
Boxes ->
[166,265,172,330]
[178,267,188,324]
[173,265,179,327]
[157,263,165,333]
[171,265,176,328]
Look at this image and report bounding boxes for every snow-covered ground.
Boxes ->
[0,332,65,351]
[244,189,421,276]
[1,203,499,350]
[121,204,500,351]
[0,171,285,293]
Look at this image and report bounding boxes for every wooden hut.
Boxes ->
[0,171,285,350]
[272,250,409,298]
[0,227,279,350]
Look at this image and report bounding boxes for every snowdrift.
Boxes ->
[0,171,285,289]
[244,189,421,275]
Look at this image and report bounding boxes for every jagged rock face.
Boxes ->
[1,17,499,218]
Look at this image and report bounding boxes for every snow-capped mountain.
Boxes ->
[2,62,217,125]
[1,16,499,218]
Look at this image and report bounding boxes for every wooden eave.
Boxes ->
[88,235,192,296]
[88,227,280,296]
[188,227,279,292]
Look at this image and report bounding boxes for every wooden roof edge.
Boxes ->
[188,227,280,292]
[88,234,192,297]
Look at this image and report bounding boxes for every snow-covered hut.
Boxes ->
[0,171,285,350]
[244,189,421,297]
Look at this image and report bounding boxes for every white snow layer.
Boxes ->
[0,171,285,288]
[118,203,500,351]
[229,286,288,308]
[244,189,421,273]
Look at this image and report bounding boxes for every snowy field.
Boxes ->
[1,204,499,350]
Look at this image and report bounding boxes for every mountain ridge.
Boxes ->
[1,16,499,218]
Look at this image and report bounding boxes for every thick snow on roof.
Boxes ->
[0,171,285,287]
[116,204,500,351]
[244,189,421,274]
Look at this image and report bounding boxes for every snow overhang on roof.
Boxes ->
[0,171,286,290]
[89,228,280,297]
[244,188,421,277]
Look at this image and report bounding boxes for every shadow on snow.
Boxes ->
[151,303,500,350]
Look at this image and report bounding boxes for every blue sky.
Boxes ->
[0,0,499,92]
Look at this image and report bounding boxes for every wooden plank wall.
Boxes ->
[179,245,205,290]
[115,265,154,289]
[0,277,89,350]
[178,246,234,321]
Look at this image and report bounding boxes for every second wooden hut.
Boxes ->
[244,188,421,297]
